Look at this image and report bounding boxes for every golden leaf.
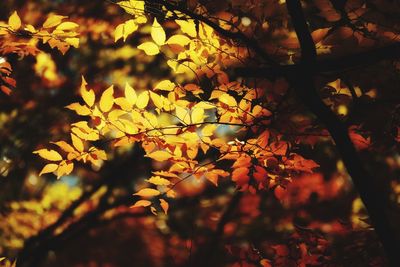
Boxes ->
[137,42,160,56]
[43,15,67,28]
[154,80,175,91]
[149,91,163,109]
[160,199,169,214]
[191,108,204,124]
[65,37,79,48]
[99,85,114,112]
[123,19,138,41]
[166,35,191,46]
[136,91,149,109]
[39,163,58,176]
[71,133,84,152]
[8,11,21,31]
[146,176,171,186]
[51,141,76,153]
[134,188,161,197]
[147,150,172,161]
[176,20,197,37]
[151,18,166,46]
[65,103,91,116]
[57,161,74,178]
[114,23,124,42]
[56,21,79,31]
[80,77,95,107]
[130,199,152,208]
[125,83,137,106]
[33,149,62,161]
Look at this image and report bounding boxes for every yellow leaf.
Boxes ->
[160,199,169,214]
[166,34,191,46]
[147,150,172,161]
[154,80,175,91]
[134,188,160,198]
[8,11,21,31]
[114,23,124,42]
[123,19,138,41]
[137,42,160,56]
[71,133,84,152]
[114,97,132,111]
[175,105,190,124]
[136,91,149,109]
[151,18,166,46]
[43,15,67,28]
[149,91,163,109]
[51,141,76,153]
[25,24,36,33]
[57,161,74,178]
[125,83,137,106]
[65,37,79,48]
[65,102,91,115]
[130,199,152,208]
[39,163,58,176]
[220,93,237,106]
[191,108,204,124]
[34,149,62,161]
[80,77,95,107]
[99,85,114,112]
[146,176,171,186]
[176,20,197,37]
[56,21,79,31]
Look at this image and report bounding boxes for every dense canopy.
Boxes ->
[1,0,400,266]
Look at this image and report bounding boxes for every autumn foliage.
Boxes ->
[1,0,400,266]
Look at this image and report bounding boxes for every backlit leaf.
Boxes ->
[65,103,91,116]
[160,199,169,214]
[134,188,161,197]
[8,11,21,31]
[39,163,58,176]
[125,83,137,106]
[80,77,95,107]
[43,15,67,28]
[34,149,62,161]
[137,42,159,56]
[56,21,79,31]
[155,80,175,91]
[147,150,172,161]
[166,35,191,46]
[131,199,152,208]
[136,91,149,109]
[99,85,114,112]
[151,18,166,46]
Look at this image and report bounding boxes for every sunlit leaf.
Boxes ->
[39,163,58,176]
[134,188,161,197]
[33,149,62,161]
[99,85,114,112]
[151,18,166,46]
[166,35,191,46]
[43,15,67,28]
[159,199,169,214]
[137,42,160,56]
[147,151,172,161]
[136,91,149,109]
[8,11,21,31]
[130,199,152,208]
[56,21,79,31]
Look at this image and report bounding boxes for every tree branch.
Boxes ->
[285,1,400,266]
[234,42,400,78]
